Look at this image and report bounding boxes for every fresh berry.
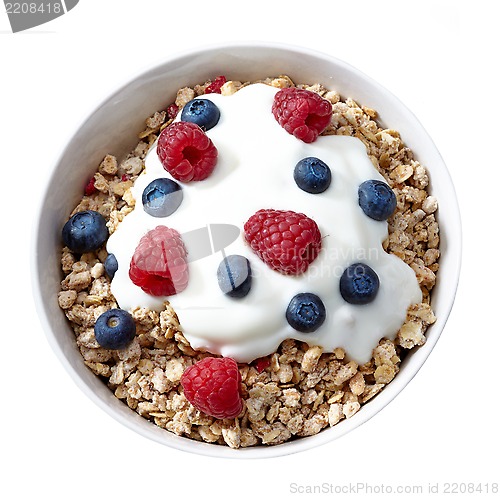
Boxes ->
[217,255,252,298]
[272,87,332,143]
[205,75,227,94]
[181,357,243,419]
[157,121,218,182]
[62,210,109,254]
[340,262,380,305]
[358,179,397,221]
[84,176,97,196]
[104,253,118,280]
[129,225,189,296]
[294,157,332,194]
[167,103,179,120]
[286,293,326,333]
[244,209,322,275]
[142,178,183,218]
[94,309,136,349]
[181,99,220,131]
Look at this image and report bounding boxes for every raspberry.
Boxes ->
[244,209,322,275]
[181,357,243,419]
[157,121,218,182]
[129,225,189,296]
[272,87,332,143]
[205,75,227,94]
[167,103,179,120]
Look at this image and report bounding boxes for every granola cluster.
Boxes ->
[58,76,438,448]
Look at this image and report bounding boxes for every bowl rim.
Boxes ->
[32,40,462,459]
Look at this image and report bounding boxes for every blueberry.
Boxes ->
[339,262,379,305]
[217,255,252,298]
[286,293,326,333]
[181,99,220,131]
[94,309,136,349]
[142,178,183,217]
[358,179,396,221]
[104,253,118,280]
[294,157,332,194]
[62,210,108,253]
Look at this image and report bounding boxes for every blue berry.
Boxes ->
[340,262,379,305]
[181,99,220,131]
[358,179,396,221]
[94,309,136,349]
[62,210,108,253]
[217,255,252,298]
[104,253,118,280]
[294,157,332,194]
[286,293,326,333]
[142,178,183,217]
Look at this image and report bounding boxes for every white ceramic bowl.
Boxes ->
[32,42,461,458]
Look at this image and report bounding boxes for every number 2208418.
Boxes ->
[5,2,62,14]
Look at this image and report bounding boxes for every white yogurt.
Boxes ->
[106,83,422,364]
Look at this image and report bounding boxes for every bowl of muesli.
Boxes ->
[33,42,461,458]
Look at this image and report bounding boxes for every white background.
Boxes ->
[1,1,499,496]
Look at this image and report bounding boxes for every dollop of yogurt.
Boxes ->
[106,83,422,364]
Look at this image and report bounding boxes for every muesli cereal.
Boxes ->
[58,75,438,448]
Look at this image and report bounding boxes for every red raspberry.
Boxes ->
[205,75,227,94]
[129,226,189,296]
[181,357,243,419]
[167,103,179,120]
[157,121,218,182]
[244,209,322,275]
[272,87,332,143]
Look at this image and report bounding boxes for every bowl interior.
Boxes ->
[33,42,461,458]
